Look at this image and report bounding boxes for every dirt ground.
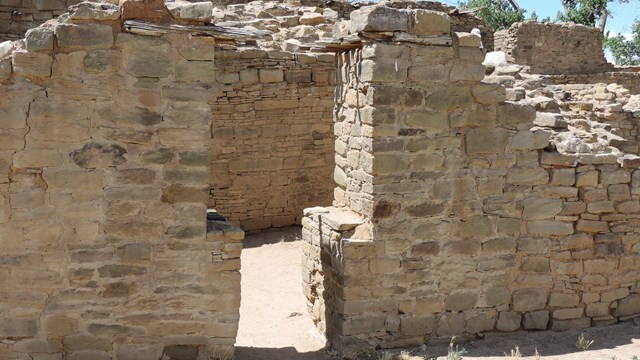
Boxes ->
[234,226,640,360]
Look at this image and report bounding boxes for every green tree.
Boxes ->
[558,0,630,32]
[604,19,640,64]
[458,0,526,30]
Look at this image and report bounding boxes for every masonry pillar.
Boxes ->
[303,3,510,352]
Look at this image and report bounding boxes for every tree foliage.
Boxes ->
[604,19,640,65]
[458,0,526,30]
[557,0,630,32]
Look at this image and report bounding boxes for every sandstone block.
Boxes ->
[496,312,521,331]
[166,1,213,22]
[507,168,549,185]
[84,50,121,73]
[175,60,215,82]
[436,312,465,337]
[455,32,480,47]
[26,27,54,52]
[69,2,120,20]
[608,184,631,201]
[510,129,551,150]
[426,85,471,110]
[56,24,114,51]
[42,313,78,336]
[586,302,610,317]
[613,294,640,317]
[484,286,511,307]
[584,259,616,274]
[534,112,567,128]
[521,257,550,273]
[116,33,171,53]
[471,83,506,104]
[497,102,536,125]
[127,52,172,78]
[513,288,547,312]
[450,64,485,82]
[411,9,450,35]
[400,315,435,336]
[548,293,580,307]
[360,59,408,83]
[465,128,509,154]
[444,292,477,311]
[587,201,614,214]
[32,0,64,10]
[259,69,284,83]
[602,170,630,185]
[576,171,598,187]
[601,287,629,302]
[576,220,608,233]
[12,50,52,79]
[550,168,576,186]
[43,169,106,189]
[120,0,167,21]
[523,310,549,330]
[70,143,127,169]
[350,6,409,33]
[527,221,573,236]
[522,197,562,220]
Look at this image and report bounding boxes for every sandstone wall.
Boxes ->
[0,4,242,359]
[544,71,640,94]
[0,0,71,41]
[495,21,611,75]
[209,48,335,230]
[303,5,640,351]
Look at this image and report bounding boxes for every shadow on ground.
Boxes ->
[235,346,328,360]
[422,320,640,359]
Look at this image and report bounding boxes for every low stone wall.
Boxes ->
[303,5,640,351]
[544,71,640,94]
[495,21,611,75]
[209,48,335,230]
[0,0,71,41]
[0,3,242,358]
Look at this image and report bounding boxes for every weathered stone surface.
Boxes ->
[12,50,52,78]
[25,27,54,52]
[465,128,509,154]
[496,312,521,331]
[350,5,409,33]
[523,310,549,330]
[120,0,167,21]
[55,24,114,51]
[127,52,172,78]
[613,294,640,317]
[166,1,213,22]
[522,197,562,220]
[69,1,120,20]
[411,9,450,35]
[513,288,547,312]
[70,143,127,169]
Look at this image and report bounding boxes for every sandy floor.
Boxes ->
[235,226,640,360]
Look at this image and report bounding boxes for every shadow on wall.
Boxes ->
[235,346,327,360]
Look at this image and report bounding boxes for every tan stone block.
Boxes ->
[507,168,549,185]
[548,293,580,307]
[408,64,449,83]
[126,52,172,78]
[450,64,485,82]
[496,311,521,331]
[466,128,509,154]
[43,169,105,189]
[12,150,63,168]
[521,257,550,273]
[550,317,590,331]
[585,302,610,317]
[602,288,630,303]
[522,197,562,220]
[457,215,493,238]
[158,128,208,147]
[584,259,617,274]
[576,171,598,187]
[527,220,573,236]
[608,184,630,201]
[254,99,298,110]
[613,294,640,317]
[455,32,481,47]
[116,33,171,53]
[444,292,477,311]
[400,315,435,336]
[471,83,506,104]
[10,190,45,209]
[411,9,450,35]
[175,60,215,82]
[258,69,283,83]
[436,312,465,337]
[359,59,408,83]
[553,307,584,320]
[602,170,630,185]
[576,219,608,233]
[513,288,547,312]
[42,313,78,336]
[12,50,52,78]
[415,296,444,314]
[55,24,114,51]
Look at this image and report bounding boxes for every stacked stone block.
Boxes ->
[210,48,335,231]
[303,3,640,352]
[494,21,612,75]
[0,3,242,359]
[0,0,70,41]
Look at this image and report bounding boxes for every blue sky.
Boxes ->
[440,0,640,34]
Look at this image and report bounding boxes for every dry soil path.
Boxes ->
[235,226,640,360]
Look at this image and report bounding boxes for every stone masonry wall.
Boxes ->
[495,21,612,75]
[303,4,640,352]
[544,71,640,95]
[0,3,242,359]
[209,47,335,230]
[0,0,71,41]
